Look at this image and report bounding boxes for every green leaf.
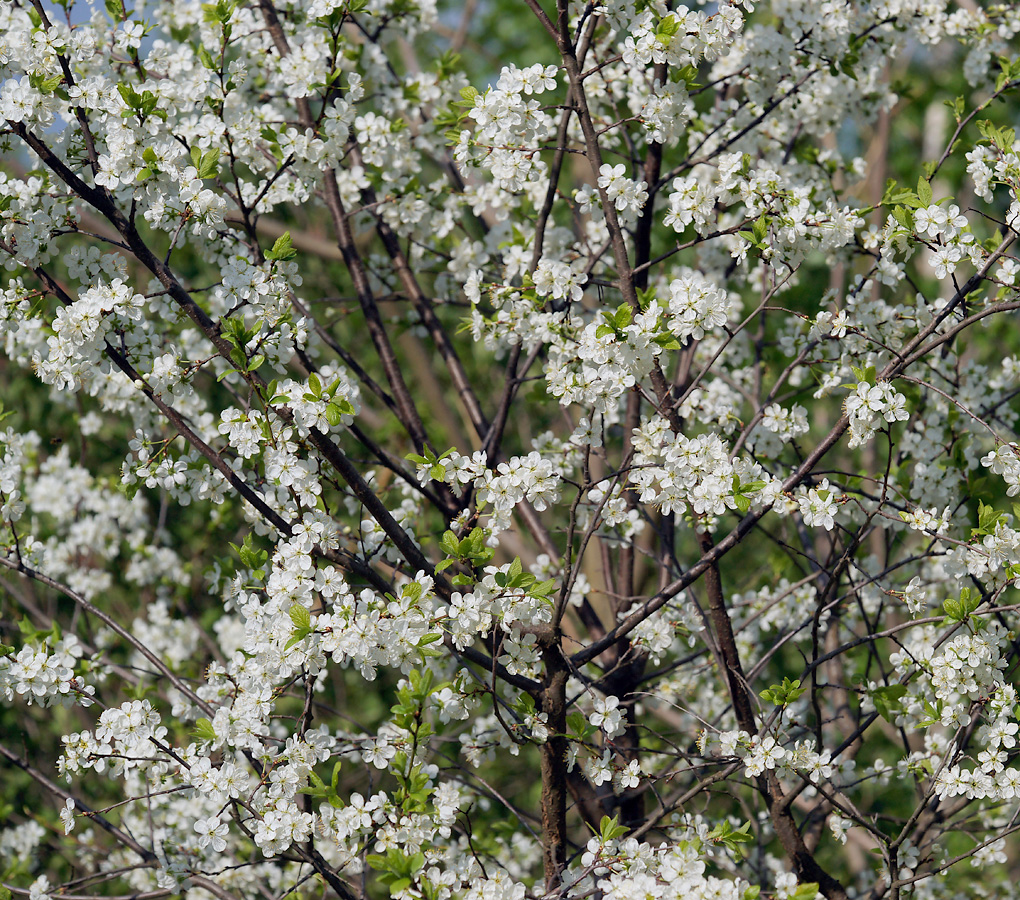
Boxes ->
[231,533,268,573]
[435,49,462,80]
[977,119,1014,152]
[196,44,216,69]
[289,604,311,630]
[919,699,944,727]
[732,475,766,511]
[614,302,632,329]
[444,126,468,145]
[301,770,328,799]
[707,819,755,850]
[655,13,679,40]
[651,332,682,350]
[916,176,933,207]
[997,58,1013,92]
[760,677,805,707]
[197,148,220,179]
[265,230,297,262]
[568,710,594,740]
[463,527,485,555]
[636,286,657,309]
[675,64,701,89]
[850,364,876,386]
[975,500,1004,537]
[944,95,965,123]
[738,213,770,250]
[943,595,962,620]
[882,178,921,209]
[943,586,980,624]
[531,578,558,599]
[325,403,345,427]
[752,213,768,243]
[192,717,217,743]
[598,814,628,842]
[440,530,460,556]
[872,684,907,723]
[892,206,913,231]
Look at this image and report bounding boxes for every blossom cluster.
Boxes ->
[3,1,1020,900]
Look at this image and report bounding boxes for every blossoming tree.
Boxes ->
[4,0,1020,898]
